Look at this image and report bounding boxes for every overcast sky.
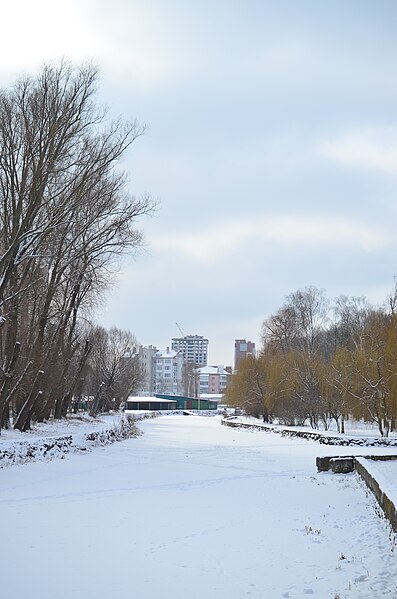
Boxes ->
[2,1,397,365]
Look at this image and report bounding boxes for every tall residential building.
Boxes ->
[234,339,256,371]
[153,348,184,395]
[171,334,209,366]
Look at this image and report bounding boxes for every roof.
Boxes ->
[154,350,180,359]
[196,365,231,375]
[126,396,177,403]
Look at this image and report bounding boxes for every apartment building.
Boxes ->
[135,345,158,396]
[171,334,209,366]
[197,365,231,395]
[153,348,184,396]
[234,339,256,371]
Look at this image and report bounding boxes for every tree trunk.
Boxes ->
[14,370,44,432]
[0,341,21,428]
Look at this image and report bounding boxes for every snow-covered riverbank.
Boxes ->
[0,413,139,467]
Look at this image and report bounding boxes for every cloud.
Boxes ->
[150,214,391,262]
[91,4,185,88]
[0,1,97,76]
[318,128,397,175]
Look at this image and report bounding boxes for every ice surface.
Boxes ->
[1,415,396,599]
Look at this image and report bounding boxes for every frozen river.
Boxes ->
[1,415,396,598]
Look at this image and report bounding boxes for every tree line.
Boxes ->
[225,284,397,437]
[0,61,154,432]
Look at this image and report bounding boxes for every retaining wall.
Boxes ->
[355,458,397,532]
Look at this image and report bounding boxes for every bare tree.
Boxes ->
[0,61,156,430]
[285,286,329,357]
[262,305,298,355]
[332,295,373,350]
[87,326,144,417]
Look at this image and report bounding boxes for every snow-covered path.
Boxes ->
[1,415,396,599]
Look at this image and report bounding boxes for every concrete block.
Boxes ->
[330,457,355,473]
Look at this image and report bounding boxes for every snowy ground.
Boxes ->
[235,414,397,441]
[0,413,121,444]
[1,414,397,599]
[360,458,397,506]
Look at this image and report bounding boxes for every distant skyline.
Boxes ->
[1,1,397,365]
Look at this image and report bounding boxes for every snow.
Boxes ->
[360,459,397,504]
[126,396,177,404]
[0,413,121,443]
[236,415,397,439]
[0,414,132,466]
[1,414,397,598]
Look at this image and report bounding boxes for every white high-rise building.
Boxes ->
[171,335,208,366]
[153,348,184,395]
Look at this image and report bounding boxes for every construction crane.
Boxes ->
[175,322,187,337]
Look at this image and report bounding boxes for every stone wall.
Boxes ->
[355,458,397,532]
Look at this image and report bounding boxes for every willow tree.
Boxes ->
[343,312,396,437]
[224,355,269,421]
